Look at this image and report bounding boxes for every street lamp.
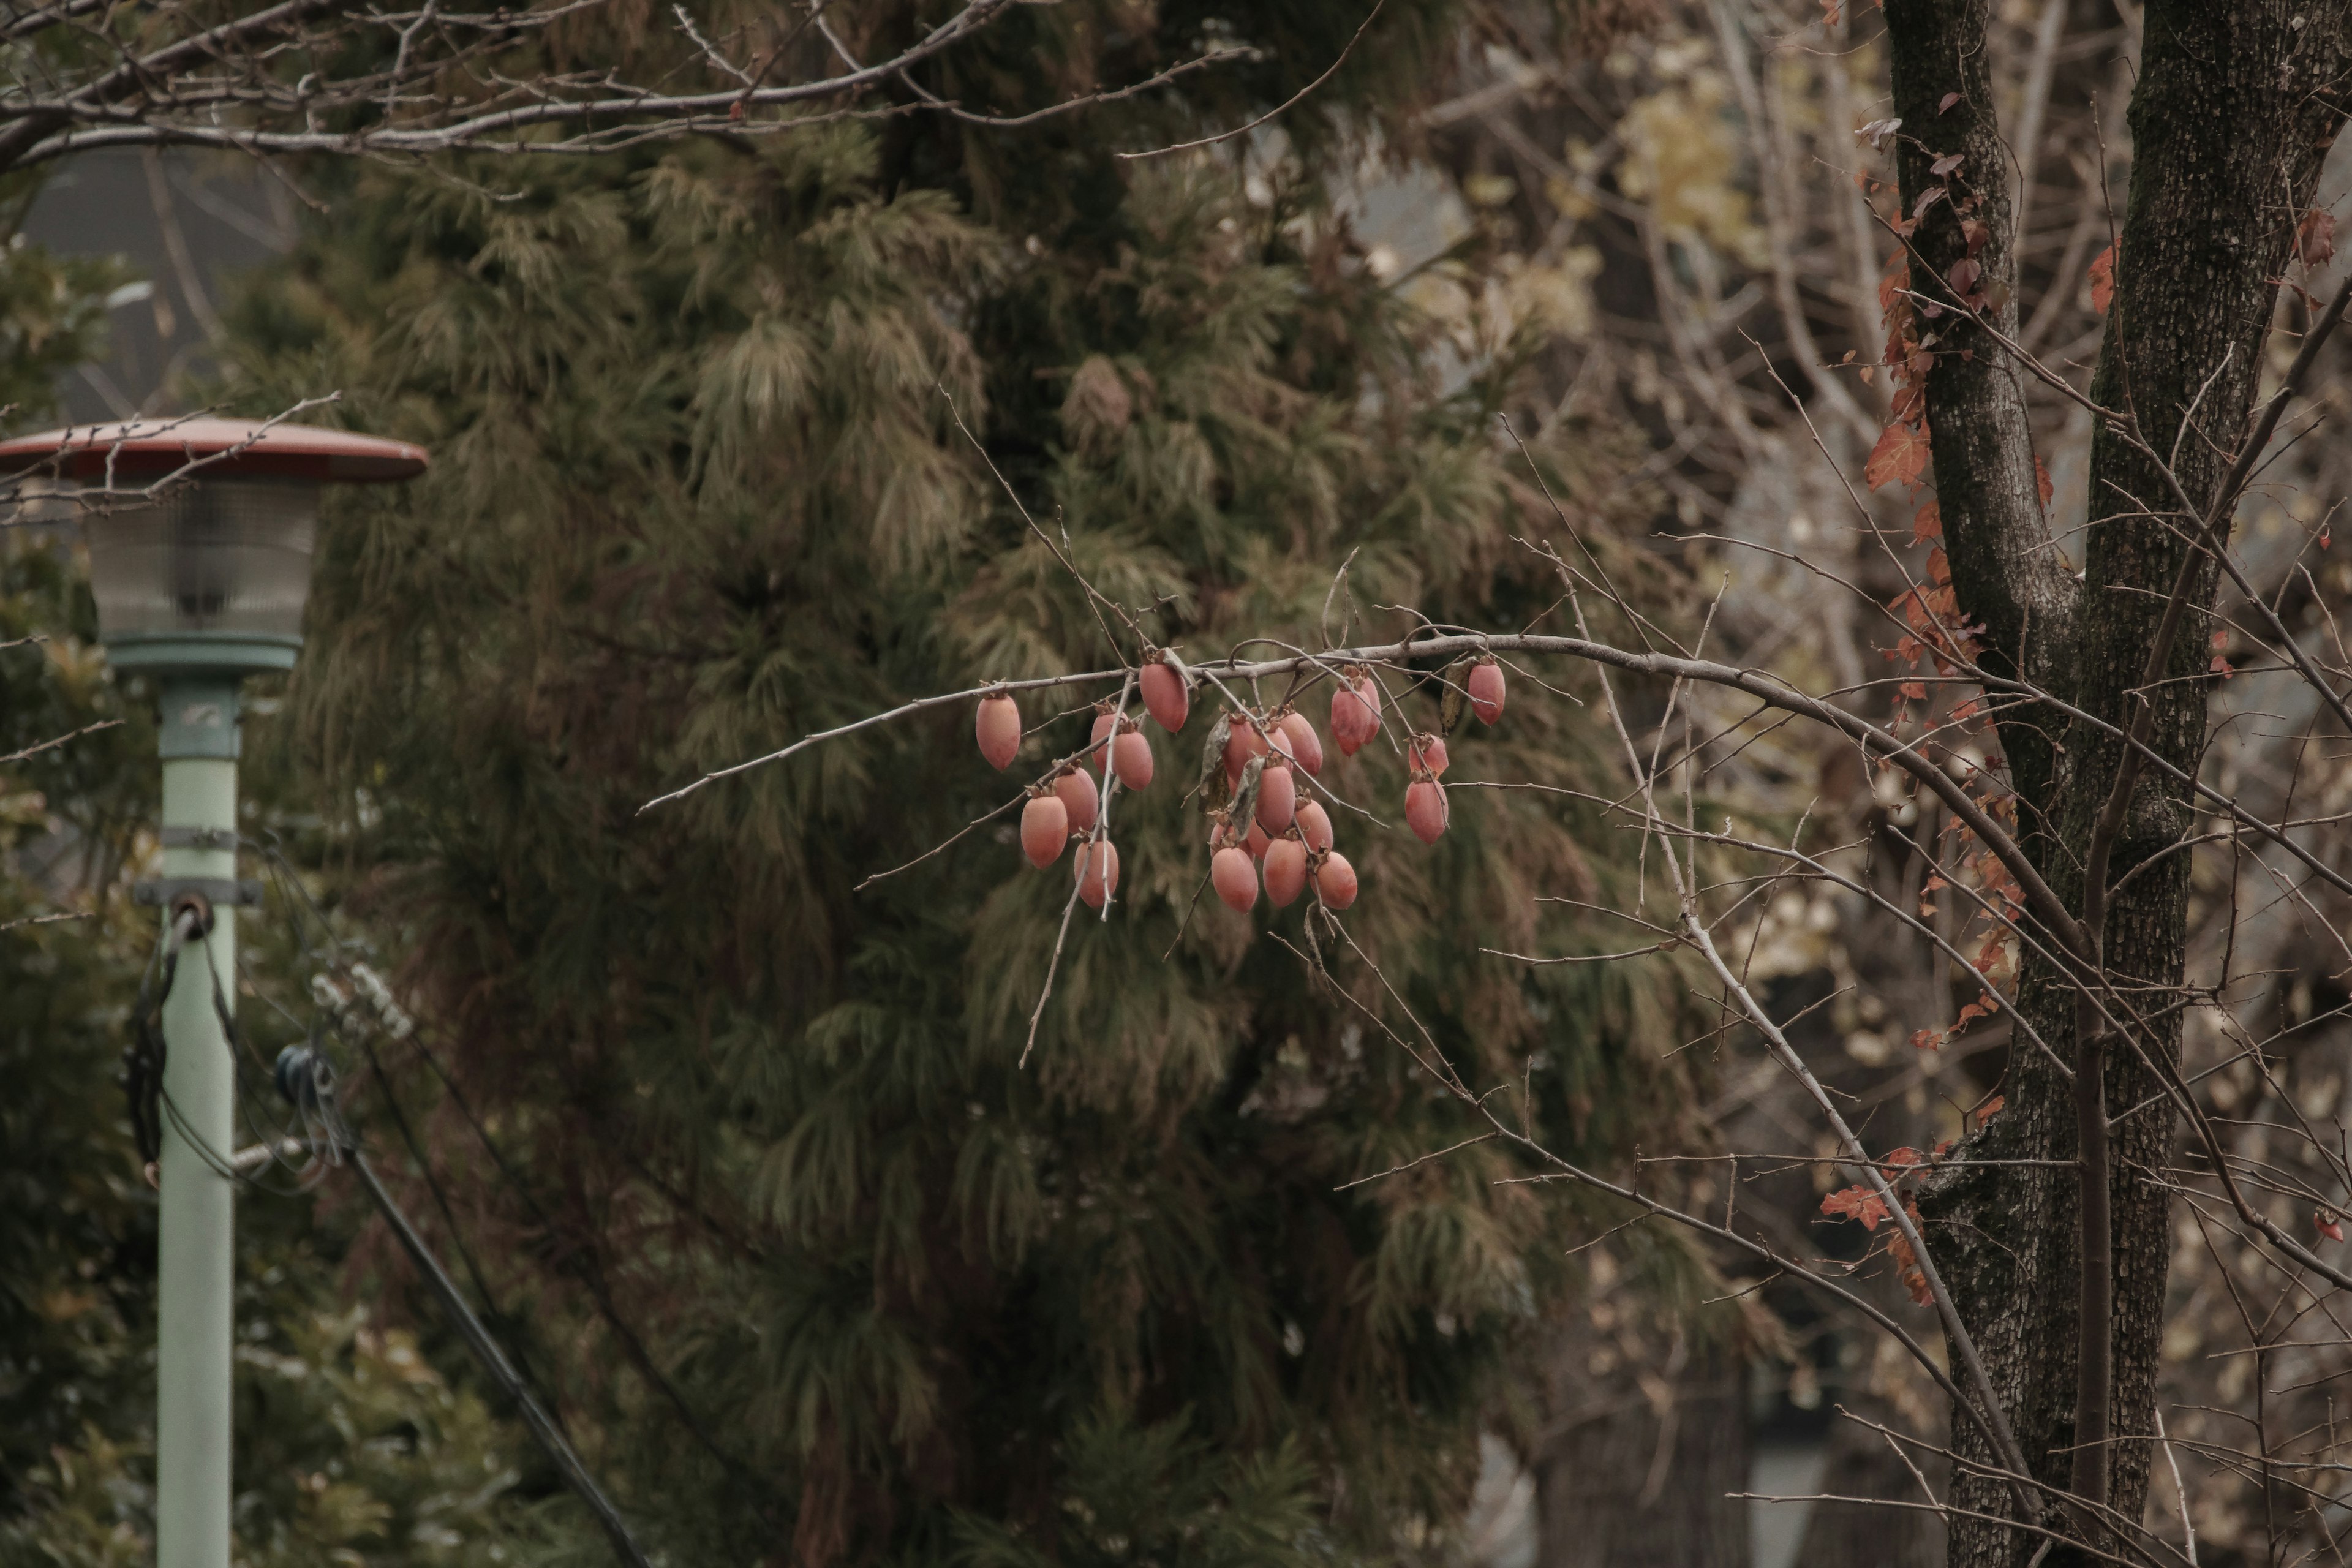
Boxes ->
[0,417,426,1568]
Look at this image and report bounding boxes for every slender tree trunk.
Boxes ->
[1884,4,2352,1564]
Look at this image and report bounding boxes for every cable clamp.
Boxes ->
[134,877,263,910]
[157,827,238,850]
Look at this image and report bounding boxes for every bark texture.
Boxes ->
[1884,4,2352,1564]
[1885,0,2079,848]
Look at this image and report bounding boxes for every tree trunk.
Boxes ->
[1885,4,2352,1564]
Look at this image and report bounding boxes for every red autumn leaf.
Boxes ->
[2301,208,2338,268]
[2320,1210,2345,1243]
[1932,1138,1956,1158]
[2034,455,2053,510]
[2210,654,2234,679]
[1929,151,1964,177]
[1974,1094,2005,1128]
[1961,217,1989,255]
[1951,698,1980,723]
[1888,1202,1934,1303]
[1912,500,1943,543]
[1954,994,1999,1029]
[1821,0,1842,23]
[1898,680,1928,702]
[1927,547,1952,586]
[2089,243,2116,312]
[2211,629,2230,648]
[1883,1147,1925,1169]
[1823,1185,1891,1229]
[1879,262,1911,314]
[1939,91,1961,113]
[1913,184,1947,221]
[1910,1027,1944,1052]
[1867,421,1932,491]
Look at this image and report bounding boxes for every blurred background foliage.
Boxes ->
[15,1,2346,1561]
[2,2,1760,1565]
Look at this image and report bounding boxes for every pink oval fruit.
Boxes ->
[1020,794,1069,868]
[1140,659,1189,733]
[1255,761,1296,833]
[976,694,1021,771]
[1074,839,1120,909]
[1408,734,1449,777]
[1212,845,1259,913]
[1329,687,1362,754]
[1468,660,1506,725]
[1331,677,1379,756]
[1090,709,1118,771]
[1295,799,1333,853]
[1245,821,1270,860]
[1316,852,1359,910]
[1263,837,1308,908]
[1112,729,1155,791]
[1055,767,1099,834]
[1406,778,1449,845]
[1276,710,1324,776]
[1224,714,1269,781]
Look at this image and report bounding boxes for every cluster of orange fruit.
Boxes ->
[976,651,1509,916]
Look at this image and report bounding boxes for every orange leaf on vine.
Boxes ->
[1868,421,1931,491]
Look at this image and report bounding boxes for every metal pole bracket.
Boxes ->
[135,878,263,911]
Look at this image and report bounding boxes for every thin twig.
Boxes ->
[1117,0,1384,161]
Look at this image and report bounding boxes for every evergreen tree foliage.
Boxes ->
[22,5,1730,1564]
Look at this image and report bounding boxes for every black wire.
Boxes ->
[341,1020,564,1422]
[201,837,561,1406]
[337,1130,657,1568]
[123,922,176,1168]
[213,833,788,1532]
[398,1028,790,1526]
[196,930,320,1188]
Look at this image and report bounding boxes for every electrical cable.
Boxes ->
[339,1020,552,1417]
[277,1048,657,1568]
[121,916,177,1172]
[225,835,573,1419]
[239,830,740,1468]
[130,832,783,1544]
[197,935,326,1189]
[393,1025,791,1528]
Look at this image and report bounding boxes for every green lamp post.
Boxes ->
[0,417,426,1568]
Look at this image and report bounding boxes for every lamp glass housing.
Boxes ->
[81,477,321,668]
